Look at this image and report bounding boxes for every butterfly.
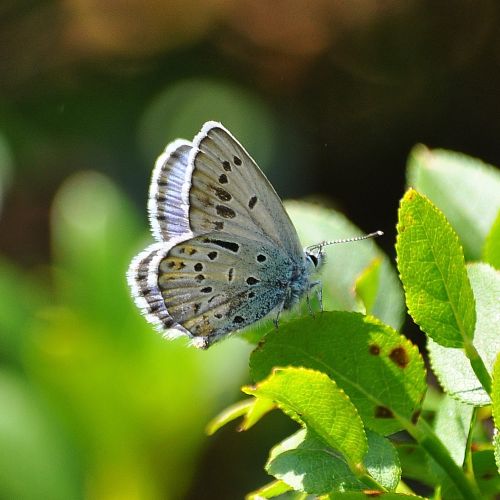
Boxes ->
[127,122,382,349]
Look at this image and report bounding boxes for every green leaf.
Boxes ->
[362,430,401,492]
[243,367,367,468]
[407,145,500,260]
[251,312,426,435]
[472,450,500,496]
[267,429,363,494]
[395,443,433,486]
[429,263,500,405]
[266,429,400,495]
[206,399,255,435]
[433,395,473,466]
[492,353,500,473]
[354,258,382,315]
[206,396,276,435]
[483,209,500,270]
[322,492,425,499]
[246,479,293,499]
[396,189,476,348]
[286,202,405,330]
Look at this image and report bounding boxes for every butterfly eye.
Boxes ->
[308,253,319,267]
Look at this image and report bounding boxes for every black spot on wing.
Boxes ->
[216,205,236,218]
[218,174,228,184]
[248,196,258,209]
[204,239,240,253]
[233,156,242,166]
[222,160,231,171]
[211,186,232,201]
[194,263,203,271]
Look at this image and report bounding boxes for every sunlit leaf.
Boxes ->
[243,367,367,468]
[354,257,382,315]
[429,263,500,405]
[492,353,500,473]
[433,395,473,466]
[266,429,400,494]
[246,479,293,499]
[251,312,426,435]
[483,209,500,270]
[408,145,500,260]
[396,189,475,347]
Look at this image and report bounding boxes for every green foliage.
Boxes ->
[428,263,500,405]
[407,145,500,260]
[250,313,426,436]
[493,354,500,473]
[211,147,500,499]
[396,189,476,348]
[483,210,500,269]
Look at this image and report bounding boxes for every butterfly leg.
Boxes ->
[306,292,314,317]
[317,282,323,312]
[273,301,284,329]
[309,280,323,312]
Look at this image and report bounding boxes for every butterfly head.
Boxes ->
[304,247,326,274]
[305,231,383,273]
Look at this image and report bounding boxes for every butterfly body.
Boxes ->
[128,121,322,348]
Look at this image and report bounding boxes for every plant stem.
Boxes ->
[406,419,481,500]
[353,462,388,492]
[464,341,492,395]
[463,408,477,484]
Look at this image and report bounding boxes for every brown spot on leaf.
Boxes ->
[362,491,383,497]
[411,410,421,424]
[369,344,380,355]
[375,406,394,419]
[389,346,409,368]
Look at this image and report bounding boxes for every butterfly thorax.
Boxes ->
[283,250,324,310]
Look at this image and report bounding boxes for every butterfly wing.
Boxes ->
[148,139,194,242]
[186,122,304,257]
[130,121,308,348]
[128,231,293,348]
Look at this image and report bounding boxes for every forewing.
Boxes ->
[186,122,303,257]
[148,139,194,242]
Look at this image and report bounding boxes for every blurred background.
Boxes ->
[1,1,500,498]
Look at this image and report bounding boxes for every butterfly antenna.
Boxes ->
[307,230,383,252]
